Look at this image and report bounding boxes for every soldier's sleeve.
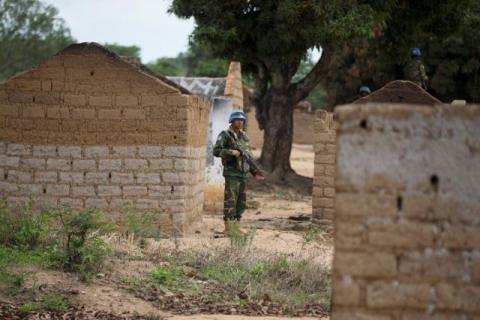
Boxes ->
[213,131,232,158]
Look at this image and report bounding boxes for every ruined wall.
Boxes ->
[224,62,243,110]
[332,103,480,319]
[0,43,210,234]
[312,110,336,224]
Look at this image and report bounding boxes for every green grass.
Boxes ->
[139,246,331,311]
[17,293,67,315]
[0,247,52,268]
[0,247,54,296]
[151,265,185,287]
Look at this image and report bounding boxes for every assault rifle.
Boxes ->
[227,131,263,176]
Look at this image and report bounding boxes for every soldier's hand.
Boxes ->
[254,173,265,180]
[231,150,241,157]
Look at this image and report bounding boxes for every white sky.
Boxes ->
[43,0,322,65]
[43,0,194,63]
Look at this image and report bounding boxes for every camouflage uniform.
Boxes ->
[404,59,428,89]
[213,127,258,221]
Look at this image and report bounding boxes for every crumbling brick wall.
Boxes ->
[224,62,243,110]
[312,110,336,224]
[332,103,480,319]
[0,43,209,234]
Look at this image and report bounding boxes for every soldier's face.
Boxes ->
[232,120,244,130]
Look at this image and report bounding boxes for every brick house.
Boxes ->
[0,42,209,235]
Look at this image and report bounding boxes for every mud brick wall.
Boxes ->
[0,43,209,234]
[312,110,336,224]
[223,62,243,110]
[332,104,480,319]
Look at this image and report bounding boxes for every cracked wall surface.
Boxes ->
[332,103,480,319]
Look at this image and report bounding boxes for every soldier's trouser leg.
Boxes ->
[235,179,246,220]
[223,177,246,221]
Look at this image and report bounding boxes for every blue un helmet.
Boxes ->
[229,110,247,123]
[359,85,371,95]
[410,47,422,58]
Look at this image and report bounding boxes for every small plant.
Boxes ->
[41,292,68,312]
[17,302,38,315]
[49,208,111,280]
[0,271,27,295]
[124,209,163,239]
[0,199,53,249]
[151,265,184,287]
[226,221,255,249]
[302,225,325,246]
[17,293,67,315]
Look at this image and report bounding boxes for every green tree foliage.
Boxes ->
[147,56,186,76]
[170,0,388,177]
[0,0,74,80]
[183,42,228,77]
[427,1,480,102]
[170,1,471,178]
[319,1,472,106]
[104,43,142,60]
[146,43,228,77]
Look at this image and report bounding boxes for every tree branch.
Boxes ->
[292,46,334,103]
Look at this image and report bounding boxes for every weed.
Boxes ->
[302,224,327,246]
[17,293,67,315]
[156,246,331,311]
[225,221,255,249]
[151,265,184,287]
[48,208,111,280]
[17,302,39,315]
[41,292,68,312]
[0,199,53,249]
[124,209,163,239]
[0,201,111,281]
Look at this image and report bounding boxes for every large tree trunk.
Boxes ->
[258,92,295,180]
[252,50,334,180]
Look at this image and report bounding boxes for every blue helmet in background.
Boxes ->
[229,110,246,123]
[359,85,371,95]
[410,47,422,58]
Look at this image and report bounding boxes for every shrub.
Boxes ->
[0,201,111,281]
[151,265,184,287]
[0,199,53,249]
[48,208,111,280]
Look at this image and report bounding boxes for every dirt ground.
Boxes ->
[7,144,331,320]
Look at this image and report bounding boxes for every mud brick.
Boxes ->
[72,186,95,197]
[123,186,147,196]
[98,159,122,171]
[115,95,138,107]
[124,159,148,171]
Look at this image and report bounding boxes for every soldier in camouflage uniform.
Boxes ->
[404,47,428,89]
[213,111,264,235]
